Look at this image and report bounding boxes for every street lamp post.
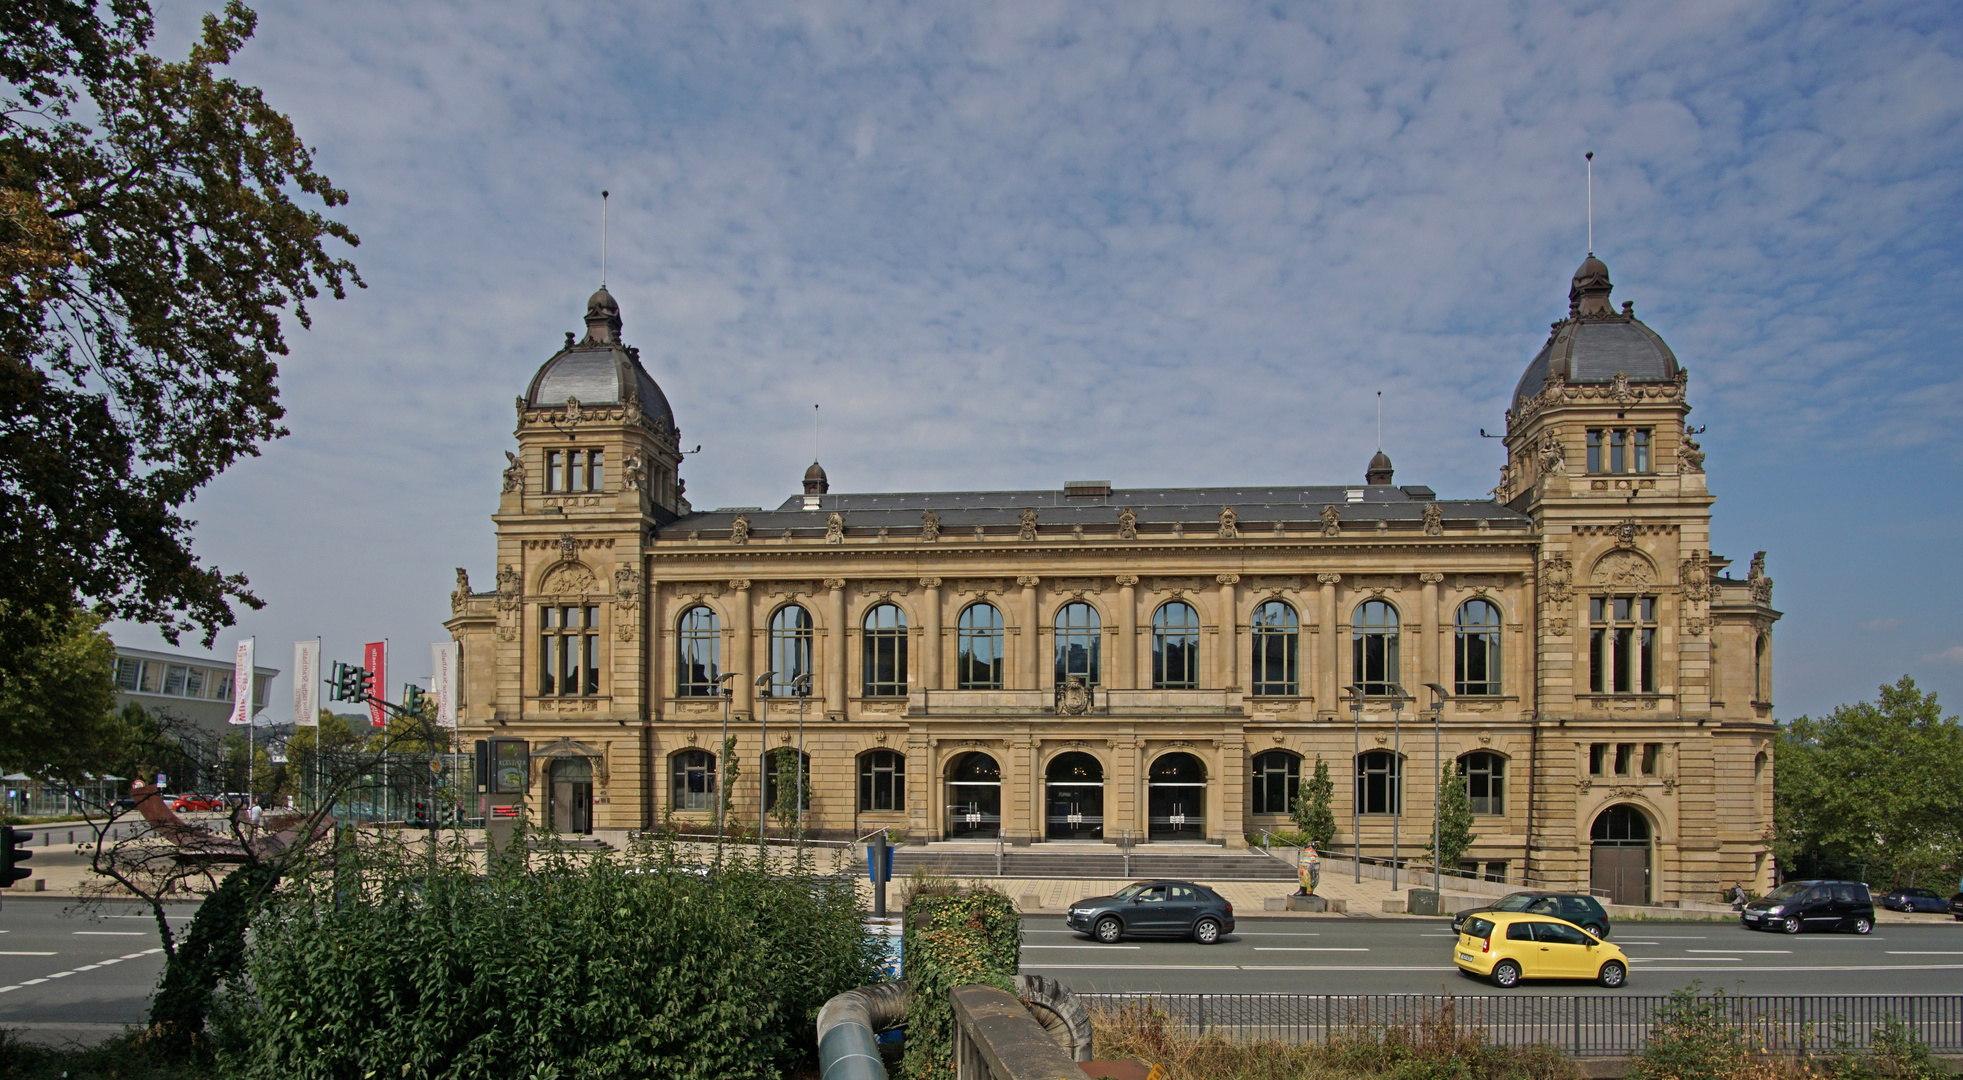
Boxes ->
[1390,684,1405,890]
[1425,683,1452,893]
[1345,684,1364,884]
[792,673,814,847]
[715,671,739,863]
[755,671,774,860]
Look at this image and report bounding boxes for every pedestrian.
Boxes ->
[1729,881,1748,909]
[248,802,263,829]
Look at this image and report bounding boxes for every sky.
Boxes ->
[111,0,1963,724]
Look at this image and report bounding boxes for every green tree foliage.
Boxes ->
[0,0,360,688]
[765,745,806,832]
[1292,753,1337,849]
[0,605,121,780]
[1427,763,1478,873]
[1776,676,1963,887]
[901,888,1021,1080]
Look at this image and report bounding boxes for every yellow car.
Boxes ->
[1454,912,1629,988]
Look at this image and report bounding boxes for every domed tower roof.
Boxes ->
[1511,254,1679,416]
[524,287,676,430]
[803,460,829,496]
[1365,450,1394,486]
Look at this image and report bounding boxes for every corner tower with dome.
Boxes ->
[446,258,1779,904]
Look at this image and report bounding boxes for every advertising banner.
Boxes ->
[293,640,320,727]
[228,638,255,725]
[431,641,458,728]
[364,641,387,727]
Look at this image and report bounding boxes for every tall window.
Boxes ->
[1754,633,1768,703]
[541,605,600,696]
[763,748,811,813]
[1152,601,1201,689]
[676,605,721,697]
[1459,752,1505,815]
[1589,596,1657,694]
[1352,600,1400,696]
[1585,429,1651,475]
[1355,751,1401,815]
[860,750,906,812]
[1251,600,1300,696]
[862,604,908,697]
[957,603,1005,689]
[1455,599,1502,696]
[1054,602,1100,686]
[671,749,716,811]
[767,605,813,698]
[1250,750,1300,815]
[544,448,606,492]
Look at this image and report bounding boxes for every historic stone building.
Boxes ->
[446,253,1781,904]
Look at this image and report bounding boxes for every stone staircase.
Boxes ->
[887,843,1298,882]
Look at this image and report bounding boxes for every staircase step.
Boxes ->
[886,848,1297,881]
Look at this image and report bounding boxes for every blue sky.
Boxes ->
[115,1,1963,722]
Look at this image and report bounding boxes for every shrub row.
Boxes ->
[899,887,1021,1080]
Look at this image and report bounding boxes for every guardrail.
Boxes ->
[1078,993,1963,1057]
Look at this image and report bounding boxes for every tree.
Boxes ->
[0,605,122,780]
[1775,676,1963,887]
[1293,754,1337,849]
[1427,763,1477,876]
[0,0,360,701]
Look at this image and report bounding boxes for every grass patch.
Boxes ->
[0,1028,201,1080]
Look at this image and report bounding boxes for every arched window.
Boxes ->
[1458,751,1505,815]
[767,605,813,698]
[1455,600,1502,696]
[1250,750,1301,815]
[1353,600,1400,696]
[1054,601,1100,686]
[862,603,908,697]
[763,747,811,815]
[957,603,1005,689]
[1251,601,1300,696]
[671,749,716,811]
[1152,601,1201,689]
[676,606,721,697]
[859,750,905,812]
[1591,804,1651,844]
[1355,750,1400,815]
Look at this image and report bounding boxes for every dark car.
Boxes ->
[1880,887,1948,914]
[1947,893,1963,922]
[1741,880,1874,934]
[1451,892,1612,940]
[1066,881,1235,944]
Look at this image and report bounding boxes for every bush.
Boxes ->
[221,840,881,1079]
[899,886,1020,1080]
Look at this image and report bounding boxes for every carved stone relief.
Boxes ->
[1540,553,1573,604]
[1591,550,1656,589]
[502,451,525,493]
[1117,508,1138,539]
[1680,550,1710,600]
[730,515,751,546]
[825,513,845,544]
[1018,508,1039,541]
[1217,507,1240,539]
[1320,505,1341,537]
[921,510,941,542]
[1422,502,1444,536]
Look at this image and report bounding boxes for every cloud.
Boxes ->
[1927,647,1963,666]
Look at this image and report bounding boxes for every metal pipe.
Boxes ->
[1014,974,1095,1061]
[816,981,908,1080]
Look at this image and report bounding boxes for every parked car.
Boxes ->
[1066,881,1235,944]
[169,795,224,813]
[1454,912,1628,988]
[1880,887,1948,914]
[1740,880,1874,934]
[1450,891,1612,939]
[1947,893,1963,922]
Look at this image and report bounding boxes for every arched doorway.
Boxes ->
[548,757,593,835]
[1590,804,1651,905]
[946,752,1001,839]
[1045,752,1104,840]
[1148,752,1206,842]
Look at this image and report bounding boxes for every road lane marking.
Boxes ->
[1687,949,1788,954]
[1239,932,1322,937]
[1254,947,1370,952]
[0,952,58,956]
[1639,936,1709,939]
[0,948,164,995]
[1887,951,1963,955]
[1630,957,1741,962]
[1021,962,1963,974]
[1024,945,1140,950]
[73,931,143,936]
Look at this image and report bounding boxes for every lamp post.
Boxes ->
[792,673,814,846]
[1425,682,1452,893]
[715,671,739,863]
[755,670,774,859]
[1389,684,1405,890]
[1345,684,1364,884]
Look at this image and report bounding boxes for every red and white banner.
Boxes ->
[293,640,320,727]
[364,640,387,727]
[431,641,459,728]
[228,638,255,725]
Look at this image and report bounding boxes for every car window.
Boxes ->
[1803,888,1828,905]
[1114,883,1147,899]
[1832,885,1859,904]
[1506,922,1534,941]
[1170,886,1200,902]
[1526,898,1558,914]
[1137,886,1168,903]
[1464,917,1495,939]
[1559,898,1590,917]
[1763,883,1807,902]
[1535,922,1591,946]
[1495,894,1538,911]
[1853,885,1872,902]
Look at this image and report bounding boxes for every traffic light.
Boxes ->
[2,825,32,886]
[331,662,374,703]
[402,684,426,717]
[410,801,431,828]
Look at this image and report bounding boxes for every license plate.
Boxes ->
[1458,952,1475,961]
[1744,914,1759,921]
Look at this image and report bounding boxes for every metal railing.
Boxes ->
[1078,993,1963,1057]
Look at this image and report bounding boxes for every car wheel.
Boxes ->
[1782,916,1803,935]
[1852,917,1873,935]
[1490,960,1521,988]
[1598,960,1627,988]
[1193,918,1222,945]
[1094,917,1123,944]
[1583,923,1608,939]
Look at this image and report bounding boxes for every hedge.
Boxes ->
[899,887,1021,1080]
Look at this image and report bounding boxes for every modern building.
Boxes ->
[447,253,1781,904]
[113,646,278,740]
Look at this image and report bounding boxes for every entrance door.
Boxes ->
[548,757,593,835]
[1148,753,1207,842]
[1589,805,1651,905]
[1045,752,1104,840]
[946,751,1002,839]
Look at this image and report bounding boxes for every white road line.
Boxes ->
[73,931,143,936]
[1638,935,1709,939]
[1629,957,1741,962]
[0,951,57,957]
[1022,964,1458,972]
[1024,945,1140,950]
[1687,949,1789,954]
[0,947,164,995]
[1253,947,1370,952]
[1239,932,1322,937]
[1887,951,1963,955]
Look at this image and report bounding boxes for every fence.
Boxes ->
[1078,993,1963,1057]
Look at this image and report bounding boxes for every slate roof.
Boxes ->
[1511,318,1680,415]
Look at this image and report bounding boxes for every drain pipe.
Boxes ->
[1015,974,1094,1061]
[816,981,908,1080]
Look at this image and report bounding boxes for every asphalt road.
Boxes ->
[1019,914,1963,995]
[0,896,195,1035]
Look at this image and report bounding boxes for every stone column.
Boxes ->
[1217,575,1240,692]
[1019,576,1042,690]
[921,578,942,690]
[825,578,847,718]
[646,577,663,720]
[1420,573,1443,694]
[732,579,753,719]
[1115,576,1138,688]
[1318,574,1340,714]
